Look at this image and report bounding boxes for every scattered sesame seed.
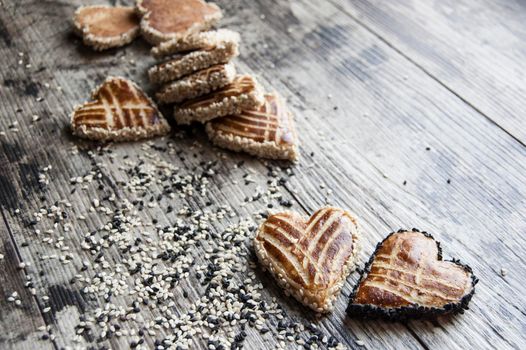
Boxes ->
[4,139,341,349]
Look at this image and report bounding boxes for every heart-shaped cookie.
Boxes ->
[206,92,298,160]
[148,36,239,85]
[151,29,240,58]
[174,75,264,125]
[73,6,140,50]
[136,0,223,45]
[156,63,237,104]
[347,229,478,320]
[254,207,361,313]
[71,77,170,142]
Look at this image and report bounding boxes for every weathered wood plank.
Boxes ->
[0,157,53,350]
[0,0,525,349]
[3,1,411,348]
[329,0,526,144]
[231,0,526,348]
[0,0,428,347]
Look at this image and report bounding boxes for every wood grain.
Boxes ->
[329,0,526,144]
[0,208,53,350]
[0,0,524,349]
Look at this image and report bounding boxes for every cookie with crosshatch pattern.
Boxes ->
[206,92,298,160]
[254,207,361,312]
[148,35,239,85]
[156,63,237,104]
[71,77,170,142]
[347,229,478,320]
[174,75,264,125]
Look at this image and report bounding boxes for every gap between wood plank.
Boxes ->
[406,327,431,350]
[327,0,526,149]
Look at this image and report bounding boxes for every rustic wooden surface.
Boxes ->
[1,0,525,349]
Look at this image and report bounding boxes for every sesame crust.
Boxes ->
[253,208,362,313]
[151,29,240,58]
[205,116,299,161]
[148,42,239,85]
[173,81,264,125]
[136,0,223,45]
[346,228,479,321]
[71,123,170,142]
[73,6,140,51]
[156,63,237,104]
[70,76,171,142]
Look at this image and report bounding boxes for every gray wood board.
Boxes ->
[329,0,526,144]
[0,0,525,349]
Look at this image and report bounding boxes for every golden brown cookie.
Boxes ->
[73,6,140,50]
[156,63,237,104]
[347,229,478,320]
[174,75,264,125]
[136,0,222,45]
[151,29,239,58]
[254,207,361,313]
[206,93,298,161]
[71,77,170,142]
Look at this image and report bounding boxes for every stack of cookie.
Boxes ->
[72,0,299,161]
[149,29,297,160]
[149,30,264,125]
[147,9,298,161]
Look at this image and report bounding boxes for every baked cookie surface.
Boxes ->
[347,229,478,320]
[137,0,222,44]
[148,39,239,85]
[254,207,361,313]
[174,75,264,125]
[71,77,170,142]
[73,6,140,50]
[151,29,240,58]
[156,63,236,104]
[206,92,298,160]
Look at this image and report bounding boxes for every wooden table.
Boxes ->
[1,0,525,349]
